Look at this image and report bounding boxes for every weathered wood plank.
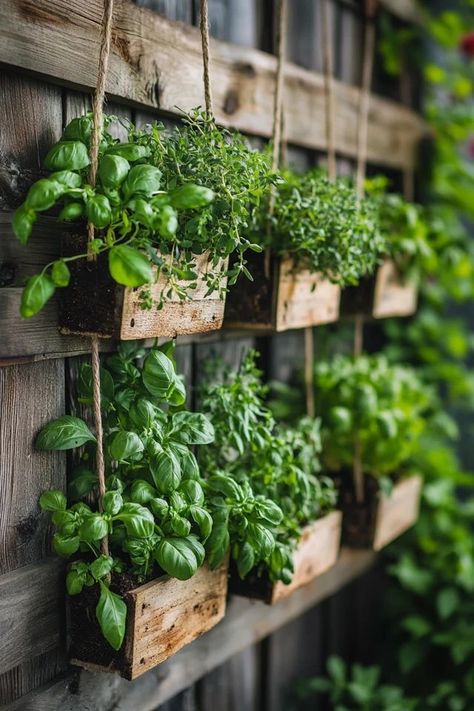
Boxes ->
[0,1,425,169]
[379,0,421,24]
[197,644,262,711]
[1,548,375,711]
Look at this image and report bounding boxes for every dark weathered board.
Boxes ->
[0,1,425,169]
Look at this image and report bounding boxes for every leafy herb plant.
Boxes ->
[199,351,337,584]
[133,109,276,297]
[261,168,385,285]
[12,112,216,317]
[38,341,215,650]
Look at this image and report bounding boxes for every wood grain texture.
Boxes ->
[373,474,422,551]
[373,258,418,319]
[1,548,375,711]
[197,644,262,711]
[0,360,66,573]
[271,511,342,604]
[275,258,341,331]
[0,1,425,169]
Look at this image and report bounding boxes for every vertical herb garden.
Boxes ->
[1,0,474,709]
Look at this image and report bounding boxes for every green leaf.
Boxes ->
[79,514,108,542]
[66,568,86,595]
[129,399,157,429]
[155,537,199,580]
[108,245,153,287]
[98,154,130,188]
[51,260,71,287]
[36,415,96,450]
[437,587,459,620]
[63,116,92,143]
[142,350,176,399]
[150,448,182,493]
[25,179,65,211]
[96,581,127,650]
[49,170,82,188]
[122,164,162,200]
[155,205,178,238]
[116,502,154,538]
[206,508,230,569]
[237,542,255,578]
[129,479,157,504]
[102,490,123,515]
[39,490,67,512]
[12,205,37,245]
[58,202,84,221]
[169,183,214,209]
[109,431,144,462]
[189,505,213,540]
[105,143,150,161]
[68,467,97,500]
[170,412,215,445]
[90,555,114,581]
[44,140,90,171]
[52,532,80,557]
[327,655,347,685]
[21,273,56,318]
[180,479,204,505]
[86,194,112,229]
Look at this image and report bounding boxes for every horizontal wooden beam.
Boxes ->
[2,548,375,710]
[0,1,425,170]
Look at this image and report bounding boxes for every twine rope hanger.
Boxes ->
[87,0,116,557]
[352,0,379,504]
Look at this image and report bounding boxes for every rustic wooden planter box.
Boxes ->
[229,510,342,604]
[69,562,228,680]
[340,474,423,550]
[58,234,228,339]
[340,258,417,319]
[224,252,340,332]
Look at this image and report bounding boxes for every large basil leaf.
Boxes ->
[109,431,144,462]
[115,502,154,538]
[170,412,215,445]
[39,490,67,512]
[180,479,204,505]
[102,490,123,516]
[98,154,130,188]
[122,164,162,201]
[63,116,92,143]
[68,467,97,500]
[129,479,157,504]
[154,537,199,580]
[150,449,181,493]
[129,399,157,429]
[96,581,127,651]
[168,378,186,406]
[79,514,108,542]
[175,445,200,480]
[86,194,112,229]
[44,140,90,171]
[52,532,80,558]
[169,183,214,210]
[109,245,153,287]
[143,350,176,399]
[206,508,230,569]
[105,143,150,161]
[21,273,56,318]
[25,178,65,211]
[12,205,37,245]
[237,542,255,579]
[247,522,275,559]
[90,555,114,581]
[36,416,96,450]
[189,505,213,540]
[51,260,71,287]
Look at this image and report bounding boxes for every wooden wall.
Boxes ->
[0,0,417,708]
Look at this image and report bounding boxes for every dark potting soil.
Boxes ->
[224,250,274,325]
[335,470,381,547]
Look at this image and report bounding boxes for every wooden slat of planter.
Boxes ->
[373,475,423,551]
[0,1,425,170]
[1,548,375,711]
[372,258,418,319]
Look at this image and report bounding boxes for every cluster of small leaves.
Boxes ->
[132,109,276,294]
[38,341,215,650]
[291,656,417,711]
[199,351,337,584]
[260,168,385,285]
[365,176,434,282]
[312,354,437,482]
[12,113,215,317]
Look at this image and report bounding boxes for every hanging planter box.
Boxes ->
[340,258,418,320]
[224,252,340,332]
[69,561,228,680]
[229,510,342,605]
[58,234,228,339]
[340,473,423,550]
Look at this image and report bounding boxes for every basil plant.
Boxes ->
[12,113,214,318]
[38,341,215,651]
[199,351,337,584]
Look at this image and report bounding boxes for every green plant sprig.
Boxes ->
[38,341,215,651]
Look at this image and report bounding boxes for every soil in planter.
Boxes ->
[224,251,274,327]
[228,558,276,603]
[339,275,375,317]
[69,572,139,673]
[335,470,383,547]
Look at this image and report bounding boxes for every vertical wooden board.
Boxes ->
[0,69,62,210]
[268,330,305,384]
[197,644,262,711]
[206,0,259,47]
[337,0,363,85]
[264,604,326,711]
[158,687,199,711]
[0,360,66,574]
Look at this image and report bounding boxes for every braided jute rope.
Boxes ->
[87,0,115,557]
[199,0,214,116]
